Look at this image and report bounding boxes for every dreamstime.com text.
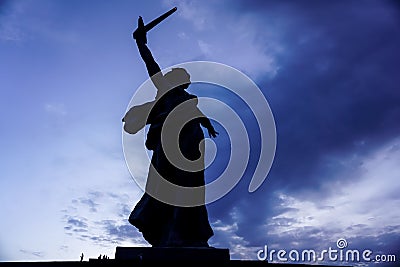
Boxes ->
[257,238,396,264]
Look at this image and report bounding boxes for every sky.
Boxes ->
[1,0,400,265]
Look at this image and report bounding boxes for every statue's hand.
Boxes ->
[133,16,147,44]
[207,126,219,138]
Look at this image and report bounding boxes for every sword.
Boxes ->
[144,7,177,32]
[133,7,177,40]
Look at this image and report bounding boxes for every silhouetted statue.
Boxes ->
[123,13,218,247]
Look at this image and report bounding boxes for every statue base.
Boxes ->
[114,246,230,261]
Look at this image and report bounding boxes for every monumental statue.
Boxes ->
[122,8,219,248]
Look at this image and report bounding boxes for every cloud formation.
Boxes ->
[200,0,400,263]
[62,190,147,251]
[2,0,400,264]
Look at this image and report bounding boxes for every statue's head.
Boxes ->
[164,67,191,90]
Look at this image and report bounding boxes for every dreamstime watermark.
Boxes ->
[257,238,397,264]
[122,61,277,207]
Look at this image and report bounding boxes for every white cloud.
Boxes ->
[61,190,147,259]
[44,103,67,116]
[0,116,144,261]
[210,212,258,260]
[198,40,212,56]
[177,31,188,40]
[266,137,400,243]
[169,0,209,31]
[163,0,280,80]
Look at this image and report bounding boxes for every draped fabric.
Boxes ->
[128,87,214,247]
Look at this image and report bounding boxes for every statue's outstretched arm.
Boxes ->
[199,116,219,138]
[195,103,218,138]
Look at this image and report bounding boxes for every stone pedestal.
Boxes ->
[114,246,230,261]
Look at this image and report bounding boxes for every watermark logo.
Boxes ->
[122,61,277,207]
[336,238,347,249]
[257,238,397,264]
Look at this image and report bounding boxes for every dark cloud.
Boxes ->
[117,203,132,219]
[53,1,400,261]
[78,198,98,212]
[62,190,145,248]
[205,2,400,259]
[63,216,138,246]
[204,0,400,201]
[68,218,87,228]
[64,216,88,233]
[101,219,142,243]
[254,0,400,187]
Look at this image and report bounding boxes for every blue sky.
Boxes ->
[1,0,400,265]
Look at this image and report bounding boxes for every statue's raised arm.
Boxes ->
[133,8,177,92]
[133,16,161,78]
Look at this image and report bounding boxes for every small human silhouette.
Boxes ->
[80,253,84,262]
